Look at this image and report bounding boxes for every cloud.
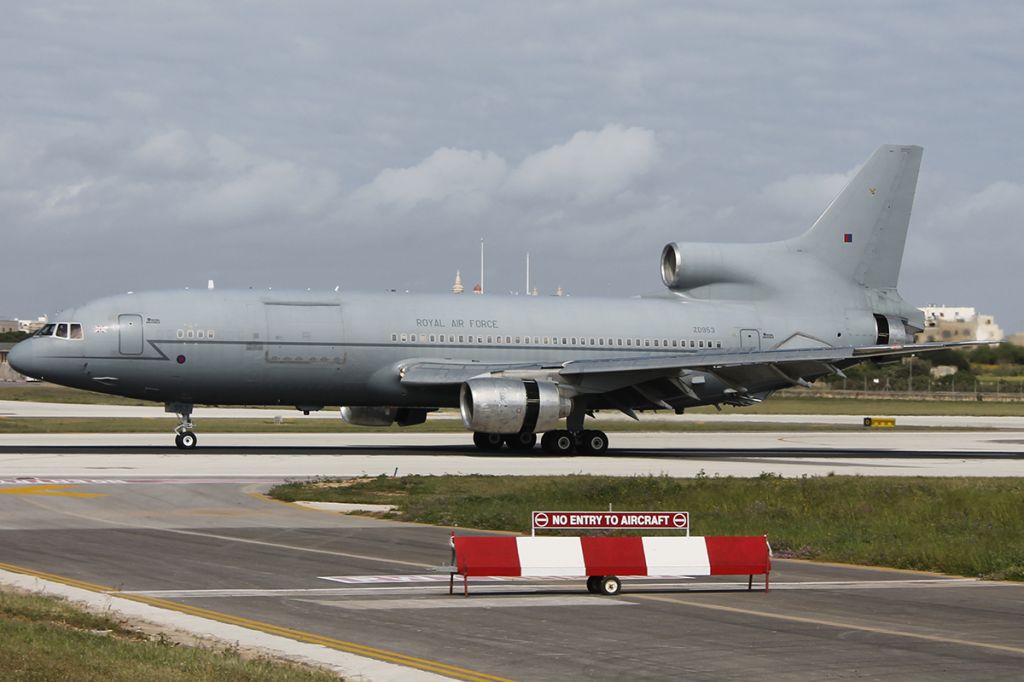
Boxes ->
[182,160,341,224]
[759,167,859,219]
[131,129,208,177]
[348,124,659,215]
[505,124,659,204]
[349,147,507,214]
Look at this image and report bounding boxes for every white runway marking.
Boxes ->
[318,573,696,584]
[299,596,633,610]
[122,577,996,599]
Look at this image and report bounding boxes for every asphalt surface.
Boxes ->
[1,476,1023,681]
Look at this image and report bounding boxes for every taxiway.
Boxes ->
[1,476,1022,681]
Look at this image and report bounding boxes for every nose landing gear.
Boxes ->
[167,402,198,449]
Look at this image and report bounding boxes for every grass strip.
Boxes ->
[270,474,1024,581]
[0,417,984,434]
[3,384,1024,416]
[0,588,340,681]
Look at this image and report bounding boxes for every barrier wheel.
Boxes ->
[599,576,621,595]
[586,576,601,594]
[174,434,185,449]
[863,417,872,427]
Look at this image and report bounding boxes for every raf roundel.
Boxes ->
[176,355,186,365]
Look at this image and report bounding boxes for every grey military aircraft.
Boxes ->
[9,144,975,453]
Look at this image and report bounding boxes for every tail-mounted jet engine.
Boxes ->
[660,242,755,292]
[460,378,572,434]
[340,406,428,427]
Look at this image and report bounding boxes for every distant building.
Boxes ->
[0,320,18,334]
[0,342,23,381]
[17,317,48,334]
[452,271,465,294]
[916,306,1004,343]
[472,282,482,294]
[1007,332,1024,347]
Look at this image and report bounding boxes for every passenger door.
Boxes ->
[118,314,144,355]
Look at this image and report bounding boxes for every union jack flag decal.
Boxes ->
[843,233,853,243]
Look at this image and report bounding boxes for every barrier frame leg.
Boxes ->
[765,571,770,593]
[449,572,454,595]
[748,575,753,591]
[464,574,469,597]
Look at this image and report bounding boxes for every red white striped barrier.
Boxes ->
[450,535,770,596]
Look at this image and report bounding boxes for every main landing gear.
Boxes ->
[471,429,609,455]
[168,402,198,449]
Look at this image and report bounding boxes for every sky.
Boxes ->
[2,2,1023,330]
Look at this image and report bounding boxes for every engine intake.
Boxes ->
[460,378,571,434]
[660,242,754,292]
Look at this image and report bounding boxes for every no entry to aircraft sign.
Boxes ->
[531,511,689,531]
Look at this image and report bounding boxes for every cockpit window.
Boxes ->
[39,322,84,340]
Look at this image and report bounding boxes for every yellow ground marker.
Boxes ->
[0,485,106,498]
[0,561,512,682]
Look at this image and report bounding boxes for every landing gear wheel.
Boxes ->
[473,432,505,451]
[586,576,601,594]
[174,433,184,449]
[578,430,609,455]
[504,432,537,451]
[542,430,576,455]
[178,431,198,449]
[599,576,621,595]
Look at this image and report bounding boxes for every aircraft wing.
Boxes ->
[399,340,983,398]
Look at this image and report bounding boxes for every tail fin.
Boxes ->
[790,145,922,289]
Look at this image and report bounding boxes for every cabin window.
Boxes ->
[590,338,596,345]
[69,323,83,339]
[717,341,723,348]
[699,340,705,348]
[56,323,69,339]
[571,337,577,345]
[644,339,650,347]
[690,340,695,348]
[543,336,549,344]
[653,339,659,347]
[429,335,435,343]
[598,338,604,346]
[391,334,397,342]
[186,329,195,339]
[671,340,678,347]
[197,330,205,339]
[626,339,632,346]
[459,335,465,343]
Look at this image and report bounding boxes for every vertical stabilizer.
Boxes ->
[790,145,922,289]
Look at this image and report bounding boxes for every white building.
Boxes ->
[917,306,1004,343]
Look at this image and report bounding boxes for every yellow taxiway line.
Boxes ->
[0,561,513,682]
[0,484,106,498]
[636,593,1024,656]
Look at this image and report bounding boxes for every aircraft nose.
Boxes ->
[7,341,39,379]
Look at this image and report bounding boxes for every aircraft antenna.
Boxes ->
[526,251,530,296]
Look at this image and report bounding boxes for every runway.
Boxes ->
[1,476,1022,681]
[2,430,1024,478]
